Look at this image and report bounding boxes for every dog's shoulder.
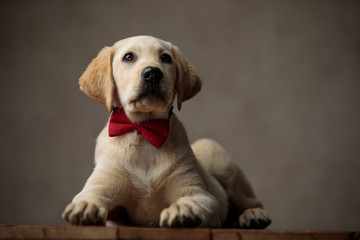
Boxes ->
[166,114,191,150]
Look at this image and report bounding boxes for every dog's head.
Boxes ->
[79,36,202,122]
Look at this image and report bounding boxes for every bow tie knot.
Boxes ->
[108,107,171,149]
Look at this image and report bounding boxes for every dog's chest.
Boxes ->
[126,143,173,191]
[114,135,174,225]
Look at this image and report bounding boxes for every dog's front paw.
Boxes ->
[62,201,107,225]
[160,203,204,228]
[239,208,271,229]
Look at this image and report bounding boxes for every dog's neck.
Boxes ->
[118,106,173,123]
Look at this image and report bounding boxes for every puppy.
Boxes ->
[62,36,271,228]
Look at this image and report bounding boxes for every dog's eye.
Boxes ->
[160,53,172,64]
[123,52,135,62]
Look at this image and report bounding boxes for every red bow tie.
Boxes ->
[108,107,170,149]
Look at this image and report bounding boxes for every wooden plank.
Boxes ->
[0,225,44,240]
[0,225,118,240]
[0,225,357,240]
[118,226,210,240]
[211,229,239,240]
[44,226,117,239]
[212,229,354,240]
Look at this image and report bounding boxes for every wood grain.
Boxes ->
[0,225,357,240]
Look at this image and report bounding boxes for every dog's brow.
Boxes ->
[126,46,141,53]
[157,47,171,56]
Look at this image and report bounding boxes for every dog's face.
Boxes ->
[112,37,176,119]
[79,36,202,122]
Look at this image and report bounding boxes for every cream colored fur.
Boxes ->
[62,36,271,228]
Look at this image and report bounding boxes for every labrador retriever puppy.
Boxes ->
[62,36,271,228]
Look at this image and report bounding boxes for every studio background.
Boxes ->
[0,0,359,231]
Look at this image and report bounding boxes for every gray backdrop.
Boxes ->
[0,0,359,231]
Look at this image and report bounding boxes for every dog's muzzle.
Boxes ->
[141,67,163,85]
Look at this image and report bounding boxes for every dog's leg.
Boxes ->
[159,169,221,228]
[62,162,129,225]
[191,138,271,229]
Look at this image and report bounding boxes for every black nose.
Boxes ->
[141,67,163,84]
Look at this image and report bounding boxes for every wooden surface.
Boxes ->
[0,225,358,240]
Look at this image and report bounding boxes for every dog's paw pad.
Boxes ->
[239,208,271,229]
[62,201,107,226]
[160,203,203,228]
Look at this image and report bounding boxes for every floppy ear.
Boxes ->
[172,46,202,110]
[79,46,117,112]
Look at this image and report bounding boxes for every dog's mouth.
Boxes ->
[126,86,170,122]
[130,86,166,105]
